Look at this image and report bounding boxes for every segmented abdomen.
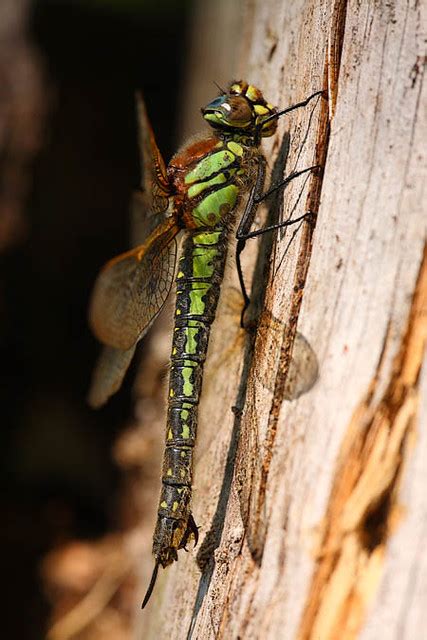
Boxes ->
[153,138,246,566]
[153,226,229,562]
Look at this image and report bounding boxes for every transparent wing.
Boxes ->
[89,219,179,350]
[88,344,136,409]
[88,96,175,408]
[131,93,170,247]
[203,288,318,400]
[284,332,319,400]
[130,190,169,248]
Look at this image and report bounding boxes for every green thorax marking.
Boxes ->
[185,149,237,184]
[187,172,229,199]
[183,139,246,228]
[192,185,238,227]
[227,140,244,156]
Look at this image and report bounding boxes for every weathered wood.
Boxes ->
[139,1,426,638]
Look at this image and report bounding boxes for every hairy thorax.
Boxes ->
[168,133,260,229]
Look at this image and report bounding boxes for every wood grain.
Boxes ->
[140,1,426,638]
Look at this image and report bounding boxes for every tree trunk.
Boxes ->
[140,1,426,639]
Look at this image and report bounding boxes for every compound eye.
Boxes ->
[225,96,253,126]
[207,96,226,110]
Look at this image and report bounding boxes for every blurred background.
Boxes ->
[1,0,197,637]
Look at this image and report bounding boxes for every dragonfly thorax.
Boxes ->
[202,80,278,143]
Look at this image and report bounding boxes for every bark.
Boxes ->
[139,1,427,639]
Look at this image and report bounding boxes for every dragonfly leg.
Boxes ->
[235,157,267,325]
[237,163,321,243]
[236,91,324,325]
[237,209,316,242]
[254,90,324,143]
[180,513,199,550]
[261,90,324,126]
[236,163,319,325]
[254,164,321,204]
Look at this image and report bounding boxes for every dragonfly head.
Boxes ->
[202,80,278,140]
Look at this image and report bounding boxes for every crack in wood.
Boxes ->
[327,0,348,118]
[247,51,333,564]
[297,244,427,640]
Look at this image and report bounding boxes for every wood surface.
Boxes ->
[137,1,427,638]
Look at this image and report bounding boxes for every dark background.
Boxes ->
[0,1,193,636]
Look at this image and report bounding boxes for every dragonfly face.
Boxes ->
[202,80,278,140]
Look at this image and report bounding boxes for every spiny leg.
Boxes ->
[181,514,199,550]
[257,90,324,133]
[236,90,324,323]
[254,165,320,205]
[235,156,267,320]
[236,163,318,325]
[238,165,320,242]
[239,210,315,242]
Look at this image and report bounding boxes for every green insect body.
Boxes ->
[149,94,278,571]
[88,79,322,607]
[155,231,229,560]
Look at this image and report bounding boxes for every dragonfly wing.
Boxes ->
[89,219,179,350]
[88,96,175,407]
[88,344,137,409]
[284,332,319,400]
[130,190,169,248]
[131,93,170,247]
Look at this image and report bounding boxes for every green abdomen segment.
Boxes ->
[152,228,229,566]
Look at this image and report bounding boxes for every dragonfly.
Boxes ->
[87,81,323,607]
